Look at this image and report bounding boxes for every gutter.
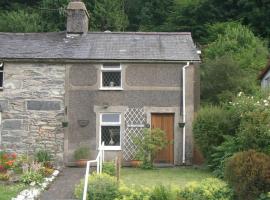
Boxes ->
[182,61,190,164]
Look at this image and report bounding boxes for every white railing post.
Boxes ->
[82,142,106,200]
[83,161,91,200]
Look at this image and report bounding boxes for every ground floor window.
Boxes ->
[100,113,121,150]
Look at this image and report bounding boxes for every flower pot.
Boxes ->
[76,159,88,167]
[130,160,142,168]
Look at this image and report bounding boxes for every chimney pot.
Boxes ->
[66,1,89,34]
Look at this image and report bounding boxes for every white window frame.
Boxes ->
[99,113,121,150]
[100,64,123,90]
[0,62,3,90]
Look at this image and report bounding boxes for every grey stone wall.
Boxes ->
[0,62,65,163]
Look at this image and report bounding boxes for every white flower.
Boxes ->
[237,92,243,97]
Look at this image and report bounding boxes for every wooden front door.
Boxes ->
[151,113,174,164]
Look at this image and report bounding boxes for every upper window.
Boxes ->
[0,63,3,89]
[100,113,121,150]
[100,64,122,90]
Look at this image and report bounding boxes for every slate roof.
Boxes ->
[0,32,200,61]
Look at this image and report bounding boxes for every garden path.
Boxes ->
[39,167,85,200]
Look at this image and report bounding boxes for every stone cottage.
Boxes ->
[0,1,200,166]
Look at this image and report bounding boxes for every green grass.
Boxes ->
[121,167,213,188]
[0,183,25,200]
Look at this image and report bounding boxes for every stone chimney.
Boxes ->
[66,0,89,34]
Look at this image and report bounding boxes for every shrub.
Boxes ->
[178,178,233,200]
[209,93,270,177]
[74,173,120,200]
[117,184,151,200]
[73,147,91,160]
[227,93,270,154]
[133,128,168,169]
[224,150,270,200]
[149,185,177,200]
[20,171,44,185]
[103,161,115,176]
[193,106,232,160]
[209,136,239,178]
[35,149,52,166]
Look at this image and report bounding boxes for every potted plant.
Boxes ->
[73,147,91,167]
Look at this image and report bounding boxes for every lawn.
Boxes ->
[120,167,213,188]
[0,184,25,200]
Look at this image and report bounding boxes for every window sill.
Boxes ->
[99,87,123,91]
[100,146,121,151]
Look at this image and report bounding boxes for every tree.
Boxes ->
[90,0,128,31]
[201,22,268,104]
[0,10,42,32]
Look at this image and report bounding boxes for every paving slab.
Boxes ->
[39,167,85,200]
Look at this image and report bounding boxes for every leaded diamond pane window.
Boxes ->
[101,126,120,146]
[101,64,122,89]
[100,113,121,150]
[102,72,121,87]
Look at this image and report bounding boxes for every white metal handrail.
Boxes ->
[82,142,105,200]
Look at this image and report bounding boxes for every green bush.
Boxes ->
[35,149,52,165]
[224,150,270,200]
[117,184,151,200]
[149,185,177,200]
[133,128,168,169]
[209,136,239,178]
[178,178,233,200]
[20,171,44,185]
[74,146,91,160]
[193,106,232,160]
[103,161,116,176]
[74,173,120,200]
[208,93,270,177]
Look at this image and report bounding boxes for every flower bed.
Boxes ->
[0,149,60,200]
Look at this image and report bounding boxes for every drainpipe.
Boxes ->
[182,62,190,164]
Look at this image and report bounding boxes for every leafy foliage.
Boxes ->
[20,171,44,185]
[90,0,128,31]
[224,150,270,200]
[149,185,177,200]
[205,92,270,177]
[34,149,52,165]
[193,105,233,160]
[73,146,91,160]
[0,10,42,32]
[201,22,268,104]
[132,128,168,169]
[178,178,233,200]
[103,161,116,177]
[74,173,120,200]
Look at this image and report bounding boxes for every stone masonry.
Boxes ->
[0,62,65,163]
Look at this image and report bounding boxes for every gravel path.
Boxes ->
[39,167,85,200]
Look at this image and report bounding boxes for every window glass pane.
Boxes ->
[101,126,120,146]
[0,63,3,71]
[0,72,3,87]
[102,113,120,123]
[103,63,120,69]
[102,71,121,87]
